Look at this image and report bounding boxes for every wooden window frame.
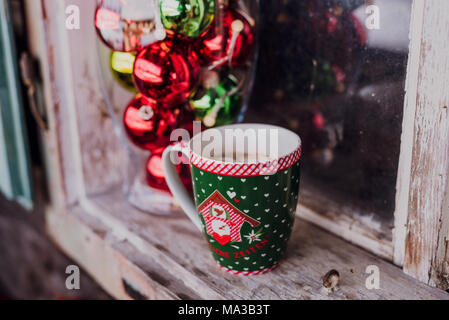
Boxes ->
[393,0,449,287]
[25,0,449,290]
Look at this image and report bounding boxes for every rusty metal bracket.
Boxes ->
[19,52,48,131]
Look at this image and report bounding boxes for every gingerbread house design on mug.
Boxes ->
[198,191,260,246]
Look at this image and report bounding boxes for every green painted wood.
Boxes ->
[0,0,33,209]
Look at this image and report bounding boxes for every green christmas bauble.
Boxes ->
[110,51,137,92]
[191,72,243,127]
[160,0,215,38]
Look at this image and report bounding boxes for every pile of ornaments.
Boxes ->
[95,0,255,192]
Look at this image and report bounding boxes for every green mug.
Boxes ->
[163,124,302,275]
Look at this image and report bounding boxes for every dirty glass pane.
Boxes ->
[247,0,411,230]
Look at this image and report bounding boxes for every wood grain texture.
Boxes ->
[61,0,131,197]
[48,188,448,300]
[398,0,449,288]
[393,0,424,267]
[36,0,132,202]
[0,188,110,299]
[299,184,393,260]
[432,180,449,288]
[46,206,177,300]
[24,0,76,209]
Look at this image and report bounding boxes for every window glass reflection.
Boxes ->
[248,0,411,225]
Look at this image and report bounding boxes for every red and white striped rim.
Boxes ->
[218,263,279,276]
[190,147,301,177]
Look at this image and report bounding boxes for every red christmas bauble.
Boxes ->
[123,94,194,151]
[94,0,165,52]
[146,153,192,193]
[195,8,254,68]
[133,40,200,107]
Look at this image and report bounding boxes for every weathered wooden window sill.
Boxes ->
[46,189,448,300]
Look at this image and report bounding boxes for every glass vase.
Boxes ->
[94,0,260,215]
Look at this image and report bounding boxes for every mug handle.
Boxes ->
[162,144,203,232]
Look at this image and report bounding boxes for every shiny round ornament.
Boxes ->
[123,94,194,151]
[95,0,165,52]
[110,51,137,92]
[190,72,242,127]
[195,8,254,68]
[160,0,215,38]
[133,40,200,107]
[146,152,192,193]
[146,153,169,192]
